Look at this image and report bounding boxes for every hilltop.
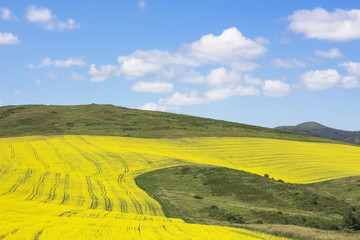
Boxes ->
[276,121,360,145]
[0,104,332,143]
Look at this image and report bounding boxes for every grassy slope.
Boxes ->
[0,104,336,143]
[136,165,360,239]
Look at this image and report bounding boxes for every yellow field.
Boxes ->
[1,135,360,239]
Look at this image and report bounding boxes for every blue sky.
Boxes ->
[1,1,360,130]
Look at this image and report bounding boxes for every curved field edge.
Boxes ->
[0,134,295,240]
[1,135,360,184]
[135,165,360,240]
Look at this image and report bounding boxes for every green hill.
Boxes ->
[276,121,360,145]
[0,104,333,142]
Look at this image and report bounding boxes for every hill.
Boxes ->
[275,121,360,145]
[0,104,333,143]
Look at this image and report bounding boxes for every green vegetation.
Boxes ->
[136,165,360,239]
[276,121,360,146]
[0,104,336,143]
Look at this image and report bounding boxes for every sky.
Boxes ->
[1,0,360,130]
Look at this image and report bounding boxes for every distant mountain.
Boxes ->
[275,121,360,146]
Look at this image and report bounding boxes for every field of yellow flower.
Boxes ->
[1,135,360,239]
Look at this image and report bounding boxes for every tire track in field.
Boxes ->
[0,164,9,177]
[44,173,61,203]
[61,139,104,209]
[4,169,32,194]
[97,179,112,211]
[60,174,70,204]
[112,154,144,215]
[46,141,75,172]
[27,143,49,170]
[0,228,19,239]
[86,176,99,209]
[26,171,48,200]
[9,144,21,166]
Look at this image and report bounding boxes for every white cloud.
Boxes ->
[45,71,57,78]
[262,80,291,97]
[315,48,343,59]
[40,57,85,68]
[0,32,19,45]
[159,91,208,106]
[138,102,175,112]
[288,8,360,41]
[0,99,4,105]
[138,0,146,9]
[34,79,41,84]
[230,61,259,72]
[205,86,260,101]
[186,27,267,63]
[71,72,85,81]
[339,61,360,76]
[26,6,80,31]
[300,69,341,90]
[244,74,263,86]
[131,81,173,93]
[178,70,205,84]
[0,8,16,20]
[271,58,306,68]
[88,64,120,82]
[205,67,242,86]
[341,76,360,89]
[118,49,198,78]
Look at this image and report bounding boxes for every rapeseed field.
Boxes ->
[1,135,360,239]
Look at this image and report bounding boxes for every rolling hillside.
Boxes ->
[1,104,360,239]
[276,122,360,145]
[0,104,333,143]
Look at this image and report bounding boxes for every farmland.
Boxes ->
[1,135,360,239]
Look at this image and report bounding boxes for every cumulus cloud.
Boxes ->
[131,81,173,93]
[315,48,343,59]
[34,79,41,84]
[138,102,176,112]
[118,49,198,79]
[88,64,120,82]
[0,99,4,105]
[300,69,342,90]
[0,32,19,45]
[178,70,205,84]
[26,6,80,31]
[71,72,85,81]
[40,57,85,68]
[271,58,306,68]
[0,8,16,20]
[339,61,360,76]
[244,75,263,86]
[262,80,291,97]
[205,86,260,101]
[341,76,360,89]
[159,91,208,106]
[186,27,267,63]
[339,61,360,88]
[205,67,242,86]
[93,28,264,83]
[288,8,360,41]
